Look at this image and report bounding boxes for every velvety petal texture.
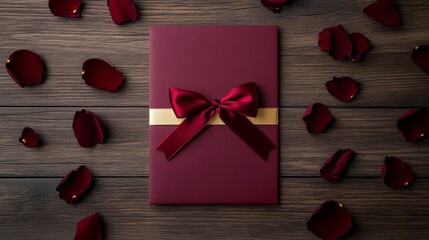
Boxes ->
[325,77,359,102]
[382,157,414,188]
[108,0,138,25]
[49,0,81,18]
[82,59,124,92]
[397,108,429,142]
[303,103,334,133]
[261,0,288,13]
[73,110,105,148]
[321,149,355,182]
[19,127,40,148]
[307,200,352,240]
[364,0,400,27]
[348,33,370,61]
[56,166,92,204]
[318,25,352,61]
[412,45,429,73]
[6,50,44,87]
[75,212,102,240]
[318,25,370,61]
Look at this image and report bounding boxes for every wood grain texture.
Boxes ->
[0,0,428,107]
[1,178,428,240]
[1,107,429,178]
[1,0,429,239]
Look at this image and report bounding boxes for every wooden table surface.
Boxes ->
[1,0,429,239]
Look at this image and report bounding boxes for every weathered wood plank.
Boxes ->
[1,51,428,107]
[0,107,147,176]
[0,0,428,107]
[1,107,428,177]
[281,107,429,178]
[0,178,428,239]
[0,0,427,57]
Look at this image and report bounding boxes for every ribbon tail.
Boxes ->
[219,108,276,160]
[157,108,214,160]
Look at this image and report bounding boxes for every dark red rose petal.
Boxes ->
[397,108,429,142]
[364,0,400,27]
[108,0,138,25]
[19,127,40,148]
[5,50,44,88]
[412,45,429,73]
[382,157,414,188]
[75,212,102,240]
[261,0,288,13]
[56,165,92,204]
[321,149,355,182]
[73,110,105,148]
[49,0,81,18]
[348,33,370,61]
[318,25,352,61]
[303,103,334,133]
[318,29,331,53]
[82,59,124,93]
[325,77,359,102]
[307,200,352,240]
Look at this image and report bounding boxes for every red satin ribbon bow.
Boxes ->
[157,82,276,160]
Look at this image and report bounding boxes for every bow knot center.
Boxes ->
[210,99,220,108]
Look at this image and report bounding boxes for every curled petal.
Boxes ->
[307,200,352,240]
[397,108,429,142]
[348,33,370,61]
[108,0,138,25]
[73,110,105,148]
[364,0,400,27]
[19,127,40,148]
[382,157,414,188]
[321,149,355,182]
[303,103,334,133]
[412,45,429,73]
[261,0,288,13]
[325,77,359,102]
[49,0,81,18]
[5,50,44,87]
[318,25,352,61]
[75,212,102,240]
[82,59,124,93]
[56,166,92,204]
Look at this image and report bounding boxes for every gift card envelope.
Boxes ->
[149,25,278,204]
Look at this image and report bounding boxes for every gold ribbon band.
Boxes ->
[149,108,278,125]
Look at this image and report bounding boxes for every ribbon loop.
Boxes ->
[157,82,276,160]
[219,82,259,117]
[169,87,210,118]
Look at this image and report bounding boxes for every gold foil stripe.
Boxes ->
[149,108,278,125]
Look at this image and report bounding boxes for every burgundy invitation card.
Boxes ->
[149,25,278,204]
